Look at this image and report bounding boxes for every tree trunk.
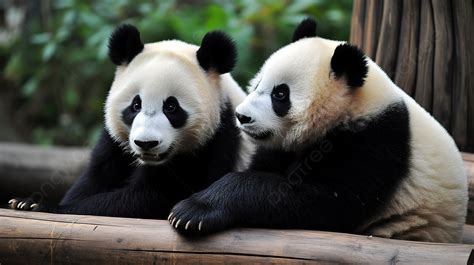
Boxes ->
[350,0,474,152]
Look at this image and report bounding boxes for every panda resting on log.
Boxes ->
[9,25,252,218]
[169,19,468,243]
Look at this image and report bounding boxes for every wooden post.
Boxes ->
[350,0,474,152]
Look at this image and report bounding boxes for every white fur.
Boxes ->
[238,37,467,242]
[354,60,468,243]
[105,39,252,168]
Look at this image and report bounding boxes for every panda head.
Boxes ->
[105,24,237,165]
[236,18,369,150]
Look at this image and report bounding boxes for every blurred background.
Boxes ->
[0,0,352,147]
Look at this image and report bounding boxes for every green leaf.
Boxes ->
[42,43,57,61]
[287,0,321,14]
[31,33,51,44]
[21,78,39,97]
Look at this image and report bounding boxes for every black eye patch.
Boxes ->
[121,95,141,126]
[271,84,291,117]
[163,96,188,128]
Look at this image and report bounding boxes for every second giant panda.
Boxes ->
[9,25,252,218]
[168,19,468,243]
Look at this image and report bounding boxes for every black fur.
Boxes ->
[108,24,144,65]
[271,84,291,117]
[171,101,411,235]
[122,95,141,126]
[292,18,317,42]
[197,31,237,74]
[16,101,241,218]
[163,96,188,128]
[331,43,368,88]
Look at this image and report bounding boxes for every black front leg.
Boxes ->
[169,171,304,235]
[170,171,375,235]
[16,184,172,219]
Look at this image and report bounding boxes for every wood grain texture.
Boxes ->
[350,0,473,152]
[0,142,88,203]
[350,0,366,51]
[374,0,402,79]
[413,0,435,112]
[393,0,420,96]
[0,209,473,265]
[361,0,383,60]
[450,0,473,152]
[431,0,454,132]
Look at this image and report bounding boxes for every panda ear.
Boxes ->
[292,18,317,42]
[108,24,144,65]
[330,43,368,88]
[197,31,237,74]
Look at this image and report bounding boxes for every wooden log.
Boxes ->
[349,0,366,51]
[374,1,402,79]
[393,0,420,96]
[413,0,435,113]
[450,0,473,152]
[0,142,88,203]
[351,0,473,153]
[360,0,383,60]
[0,209,472,265]
[431,0,454,133]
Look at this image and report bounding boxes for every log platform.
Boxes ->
[0,209,473,264]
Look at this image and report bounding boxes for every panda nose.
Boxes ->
[134,140,159,151]
[236,112,253,124]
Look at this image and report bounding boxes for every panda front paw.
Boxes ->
[168,197,234,236]
[8,197,40,211]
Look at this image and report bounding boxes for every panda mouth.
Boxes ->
[139,147,173,163]
[242,128,273,140]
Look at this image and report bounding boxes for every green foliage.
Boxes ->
[1,0,352,146]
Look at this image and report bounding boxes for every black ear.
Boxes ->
[196,31,237,74]
[330,43,368,88]
[108,24,144,65]
[292,18,317,42]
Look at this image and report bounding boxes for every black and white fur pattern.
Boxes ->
[169,19,467,242]
[9,25,253,218]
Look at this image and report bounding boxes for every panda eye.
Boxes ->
[271,85,289,101]
[163,97,178,114]
[131,95,141,112]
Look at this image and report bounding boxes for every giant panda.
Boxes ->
[168,18,468,243]
[9,24,252,218]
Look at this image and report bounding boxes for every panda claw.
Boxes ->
[31,203,38,209]
[167,212,173,221]
[18,202,24,209]
[171,217,176,226]
[175,219,181,228]
[185,221,191,230]
[8,199,15,205]
[198,221,202,231]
